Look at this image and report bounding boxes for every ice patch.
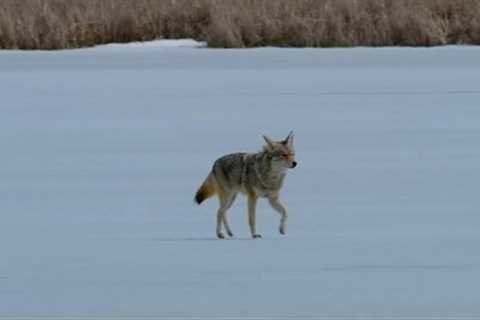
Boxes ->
[1,44,480,317]
[94,38,206,50]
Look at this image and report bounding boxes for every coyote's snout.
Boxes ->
[194,132,296,239]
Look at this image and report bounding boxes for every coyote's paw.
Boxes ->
[217,232,225,239]
[279,226,286,235]
[227,230,234,237]
[252,234,262,239]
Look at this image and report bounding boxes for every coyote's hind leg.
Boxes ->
[222,193,237,237]
[216,191,236,239]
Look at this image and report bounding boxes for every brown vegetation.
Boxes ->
[1,0,479,50]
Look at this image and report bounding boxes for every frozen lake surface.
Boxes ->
[1,41,480,317]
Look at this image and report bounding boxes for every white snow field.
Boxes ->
[1,40,480,318]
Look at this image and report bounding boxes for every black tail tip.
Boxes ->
[194,193,203,205]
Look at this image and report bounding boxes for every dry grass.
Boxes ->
[1,0,479,50]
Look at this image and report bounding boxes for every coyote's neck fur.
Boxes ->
[252,150,287,193]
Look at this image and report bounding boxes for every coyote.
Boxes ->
[194,132,297,239]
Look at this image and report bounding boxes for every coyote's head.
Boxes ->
[263,131,297,169]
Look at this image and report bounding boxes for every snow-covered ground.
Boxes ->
[1,40,480,317]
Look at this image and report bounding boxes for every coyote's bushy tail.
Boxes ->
[194,173,216,205]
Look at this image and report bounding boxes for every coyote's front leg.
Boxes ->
[268,196,288,235]
[247,194,261,238]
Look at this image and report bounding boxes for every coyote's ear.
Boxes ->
[283,131,294,147]
[263,135,275,149]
